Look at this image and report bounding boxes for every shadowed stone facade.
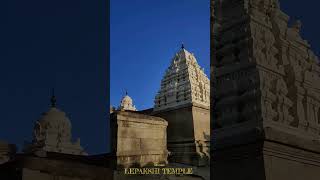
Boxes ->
[212,0,320,179]
[0,97,112,180]
[0,141,15,165]
[0,153,113,180]
[24,106,87,156]
[152,103,210,166]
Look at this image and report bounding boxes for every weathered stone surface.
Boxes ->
[111,111,168,168]
[212,0,320,179]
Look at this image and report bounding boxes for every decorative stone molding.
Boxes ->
[212,0,320,141]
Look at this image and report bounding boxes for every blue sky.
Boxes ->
[280,1,320,57]
[110,0,210,110]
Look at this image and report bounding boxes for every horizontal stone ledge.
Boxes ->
[116,151,168,156]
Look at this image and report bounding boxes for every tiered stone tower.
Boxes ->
[153,45,210,166]
[24,94,86,156]
[212,0,320,179]
[154,45,210,111]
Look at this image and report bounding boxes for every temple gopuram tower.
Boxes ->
[212,0,320,179]
[153,45,210,166]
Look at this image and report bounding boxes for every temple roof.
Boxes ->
[118,91,137,111]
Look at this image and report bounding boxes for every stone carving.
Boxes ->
[154,46,210,111]
[212,0,320,139]
[212,1,320,179]
[275,78,294,125]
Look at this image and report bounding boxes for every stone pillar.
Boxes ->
[212,0,320,179]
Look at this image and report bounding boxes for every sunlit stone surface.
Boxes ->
[153,46,210,166]
[154,46,210,111]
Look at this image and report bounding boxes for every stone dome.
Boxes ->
[34,107,72,143]
[121,95,133,105]
[24,93,87,156]
[38,107,71,128]
[118,92,137,111]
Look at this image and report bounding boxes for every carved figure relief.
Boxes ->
[212,0,320,135]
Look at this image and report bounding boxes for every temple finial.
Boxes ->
[181,43,185,49]
[50,88,56,107]
[125,89,128,96]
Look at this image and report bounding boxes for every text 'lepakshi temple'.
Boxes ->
[212,0,320,179]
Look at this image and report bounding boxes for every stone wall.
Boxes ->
[111,111,168,168]
[153,103,210,166]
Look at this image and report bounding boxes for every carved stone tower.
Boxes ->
[212,0,320,179]
[153,46,210,166]
[154,45,210,111]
